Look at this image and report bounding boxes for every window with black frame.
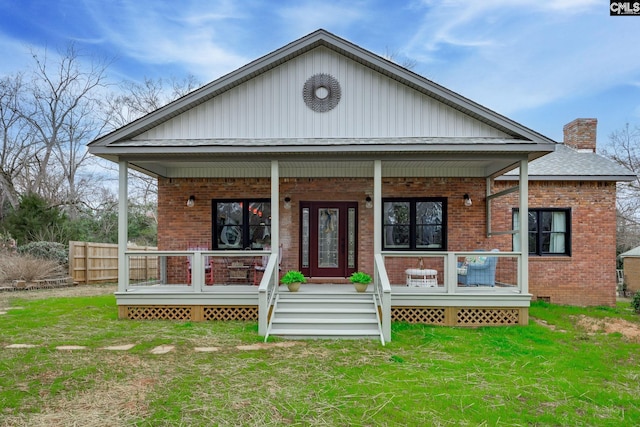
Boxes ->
[383,198,446,250]
[213,199,271,250]
[513,208,570,256]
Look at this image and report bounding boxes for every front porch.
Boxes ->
[117,250,530,342]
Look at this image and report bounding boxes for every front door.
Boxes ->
[300,202,358,278]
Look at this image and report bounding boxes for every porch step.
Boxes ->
[304,277,351,285]
[266,292,383,344]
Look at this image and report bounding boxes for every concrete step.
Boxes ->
[274,309,377,320]
[267,328,381,338]
[276,302,376,311]
[270,317,379,325]
[267,291,383,343]
[277,292,374,299]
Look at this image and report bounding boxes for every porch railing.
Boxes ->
[122,250,272,292]
[258,252,279,336]
[380,250,523,293]
[374,254,392,343]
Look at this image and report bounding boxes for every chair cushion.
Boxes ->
[465,255,487,266]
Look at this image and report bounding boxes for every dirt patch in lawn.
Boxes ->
[575,315,640,342]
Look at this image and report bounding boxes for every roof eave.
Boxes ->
[89,143,555,158]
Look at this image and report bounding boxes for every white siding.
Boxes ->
[135,47,510,141]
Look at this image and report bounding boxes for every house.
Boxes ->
[495,118,635,306]
[619,246,640,294]
[88,29,632,342]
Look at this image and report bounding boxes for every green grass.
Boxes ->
[1,294,639,426]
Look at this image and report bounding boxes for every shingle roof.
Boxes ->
[501,144,635,181]
[620,246,640,257]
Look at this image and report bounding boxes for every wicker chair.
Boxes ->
[457,249,499,287]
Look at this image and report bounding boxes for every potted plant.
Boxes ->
[280,270,306,292]
[349,271,372,292]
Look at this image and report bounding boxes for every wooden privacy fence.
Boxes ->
[69,241,158,284]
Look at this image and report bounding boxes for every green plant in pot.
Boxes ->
[281,270,306,292]
[350,271,372,293]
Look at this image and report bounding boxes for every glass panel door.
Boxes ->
[318,208,339,268]
[301,202,357,278]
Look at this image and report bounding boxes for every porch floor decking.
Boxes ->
[120,283,522,294]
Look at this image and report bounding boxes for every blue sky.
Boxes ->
[1,0,639,145]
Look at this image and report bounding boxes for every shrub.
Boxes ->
[0,253,65,282]
[632,291,640,314]
[349,271,372,284]
[17,241,68,266]
[0,231,17,253]
[280,270,306,284]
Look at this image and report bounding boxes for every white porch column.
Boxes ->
[519,159,529,294]
[118,160,128,293]
[259,160,280,337]
[373,160,382,255]
[270,160,279,253]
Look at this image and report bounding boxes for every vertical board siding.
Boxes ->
[135,47,509,141]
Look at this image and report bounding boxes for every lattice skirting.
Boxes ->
[392,307,528,326]
[121,305,526,326]
[120,305,258,321]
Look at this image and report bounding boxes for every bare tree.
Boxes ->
[0,73,32,211]
[101,75,202,211]
[383,47,418,70]
[16,44,111,214]
[102,75,200,130]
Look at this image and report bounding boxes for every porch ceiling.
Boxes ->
[126,158,525,179]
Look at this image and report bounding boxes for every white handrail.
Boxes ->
[374,254,392,343]
[258,253,279,337]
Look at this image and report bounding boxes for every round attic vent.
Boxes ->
[302,73,341,112]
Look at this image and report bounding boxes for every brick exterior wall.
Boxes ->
[492,180,618,306]
[157,176,618,306]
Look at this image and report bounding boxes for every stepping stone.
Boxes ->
[7,307,24,310]
[237,343,272,351]
[194,346,220,352]
[102,344,135,351]
[237,342,301,351]
[57,345,87,351]
[0,311,6,315]
[150,345,174,355]
[5,344,38,349]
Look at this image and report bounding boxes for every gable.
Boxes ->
[134,46,511,141]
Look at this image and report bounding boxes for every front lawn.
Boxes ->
[1,289,638,426]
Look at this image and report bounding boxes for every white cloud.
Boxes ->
[79,0,252,81]
[276,1,368,37]
[404,0,640,115]
[0,37,32,75]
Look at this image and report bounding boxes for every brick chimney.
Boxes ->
[563,118,597,152]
